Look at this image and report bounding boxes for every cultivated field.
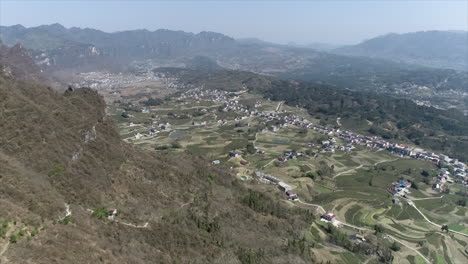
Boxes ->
[110,89,468,264]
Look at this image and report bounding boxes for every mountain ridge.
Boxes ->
[333,30,468,71]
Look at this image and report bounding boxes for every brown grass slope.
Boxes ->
[0,76,314,263]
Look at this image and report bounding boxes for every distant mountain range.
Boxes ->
[1,24,467,102]
[0,23,237,71]
[333,31,468,71]
[287,42,342,51]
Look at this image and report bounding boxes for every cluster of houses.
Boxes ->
[431,165,467,192]
[74,70,163,89]
[387,178,412,197]
[127,121,172,139]
[146,86,468,189]
[278,150,309,162]
[254,171,298,200]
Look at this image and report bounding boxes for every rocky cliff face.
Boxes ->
[0,41,44,82]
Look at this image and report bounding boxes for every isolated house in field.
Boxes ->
[229,152,241,158]
[355,234,366,242]
[398,179,411,188]
[286,190,298,200]
[212,160,220,165]
[240,160,249,165]
[320,213,336,222]
[135,133,142,140]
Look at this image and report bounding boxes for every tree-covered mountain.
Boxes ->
[333,31,468,71]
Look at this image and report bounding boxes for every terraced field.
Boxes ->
[111,91,468,264]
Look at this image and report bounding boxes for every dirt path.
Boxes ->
[333,158,398,179]
[115,221,149,228]
[64,204,71,218]
[386,235,431,264]
[262,158,276,169]
[405,200,468,238]
[333,165,363,179]
[0,241,9,259]
[297,199,326,214]
[275,101,283,112]
[253,132,259,148]
[410,196,444,201]
[294,199,430,263]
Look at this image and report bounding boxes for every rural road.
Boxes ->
[340,222,431,263]
[386,234,432,264]
[295,199,431,264]
[406,200,468,238]
[297,199,326,214]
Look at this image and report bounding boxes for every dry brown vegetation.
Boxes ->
[0,76,318,263]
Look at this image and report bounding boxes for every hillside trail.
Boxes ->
[115,221,149,228]
[85,208,149,228]
[293,196,433,264]
[59,203,72,220]
[409,196,444,201]
[333,164,363,179]
[339,221,431,263]
[262,158,276,169]
[252,132,259,148]
[332,157,398,179]
[275,101,283,112]
[287,156,432,263]
[0,241,9,259]
[403,198,468,238]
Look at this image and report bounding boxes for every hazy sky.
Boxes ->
[1,0,467,45]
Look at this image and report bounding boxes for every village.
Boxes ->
[118,86,467,189]
[109,83,468,263]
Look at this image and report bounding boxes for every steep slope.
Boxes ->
[0,53,316,263]
[333,31,468,71]
[0,40,44,82]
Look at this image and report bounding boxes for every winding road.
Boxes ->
[295,199,431,263]
[404,198,468,238]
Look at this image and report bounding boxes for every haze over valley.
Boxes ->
[0,1,467,264]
